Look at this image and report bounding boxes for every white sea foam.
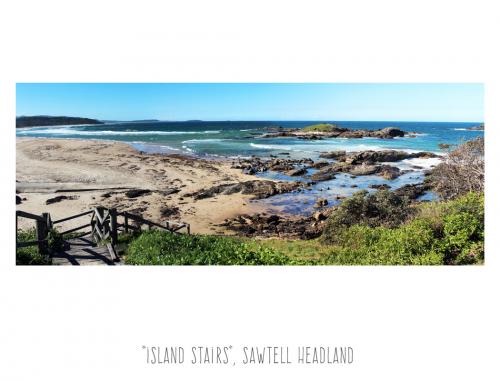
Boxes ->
[396,157,443,170]
[182,138,225,144]
[250,143,296,151]
[17,127,221,136]
[454,128,468,131]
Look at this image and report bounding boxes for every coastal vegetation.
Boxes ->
[16,115,103,128]
[120,191,483,265]
[302,123,339,132]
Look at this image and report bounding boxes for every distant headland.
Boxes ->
[16,116,103,128]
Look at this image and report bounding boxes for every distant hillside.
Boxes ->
[16,116,103,128]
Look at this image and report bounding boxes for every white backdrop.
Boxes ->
[0,1,499,380]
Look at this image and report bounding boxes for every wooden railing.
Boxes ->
[15,210,51,254]
[117,211,190,235]
[16,206,190,254]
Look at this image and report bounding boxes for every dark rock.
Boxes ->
[310,162,403,182]
[46,195,77,205]
[159,206,180,218]
[160,188,180,196]
[319,150,347,159]
[369,184,391,190]
[125,189,151,198]
[311,169,337,182]
[220,209,333,239]
[319,149,438,165]
[185,180,304,200]
[394,183,431,200]
[286,167,307,176]
[297,135,324,140]
[315,198,328,208]
[309,160,330,169]
[16,195,22,205]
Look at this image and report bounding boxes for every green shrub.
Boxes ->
[16,228,51,265]
[125,230,297,265]
[316,192,484,265]
[322,190,413,244]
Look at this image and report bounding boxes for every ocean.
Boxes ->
[17,120,484,214]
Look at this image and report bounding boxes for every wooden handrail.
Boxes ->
[119,211,188,232]
[60,223,92,235]
[52,210,93,224]
[16,210,45,222]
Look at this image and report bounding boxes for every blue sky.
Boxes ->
[16,83,483,122]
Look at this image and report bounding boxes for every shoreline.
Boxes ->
[16,135,443,236]
[16,137,276,234]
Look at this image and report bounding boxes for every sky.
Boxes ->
[16,83,484,122]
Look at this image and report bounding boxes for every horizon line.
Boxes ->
[15,115,484,124]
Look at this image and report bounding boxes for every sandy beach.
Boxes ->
[16,138,269,234]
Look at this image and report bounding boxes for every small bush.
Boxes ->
[431,137,484,200]
[321,190,413,244]
[125,231,297,265]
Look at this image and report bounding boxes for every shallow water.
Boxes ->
[17,120,482,215]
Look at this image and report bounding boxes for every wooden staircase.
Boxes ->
[16,207,190,265]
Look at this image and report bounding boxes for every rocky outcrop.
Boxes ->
[231,157,312,176]
[393,183,431,200]
[185,180,304,200]
[310,162,402,181]
[259,126,407,140]
[286,167,308,176]
[231,157,314,176]
[319,150,439,164]
[220,210,333,239]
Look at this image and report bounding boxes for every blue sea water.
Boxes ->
[17,120,483,215]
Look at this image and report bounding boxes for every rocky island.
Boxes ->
[259,123,407,139]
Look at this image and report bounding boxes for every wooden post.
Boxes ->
[36,217,48,255]
[42,213,52,231]
[187,224,191,235]
[109,208,118,246]
[124,213,129,234]
[93,207,104,242]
